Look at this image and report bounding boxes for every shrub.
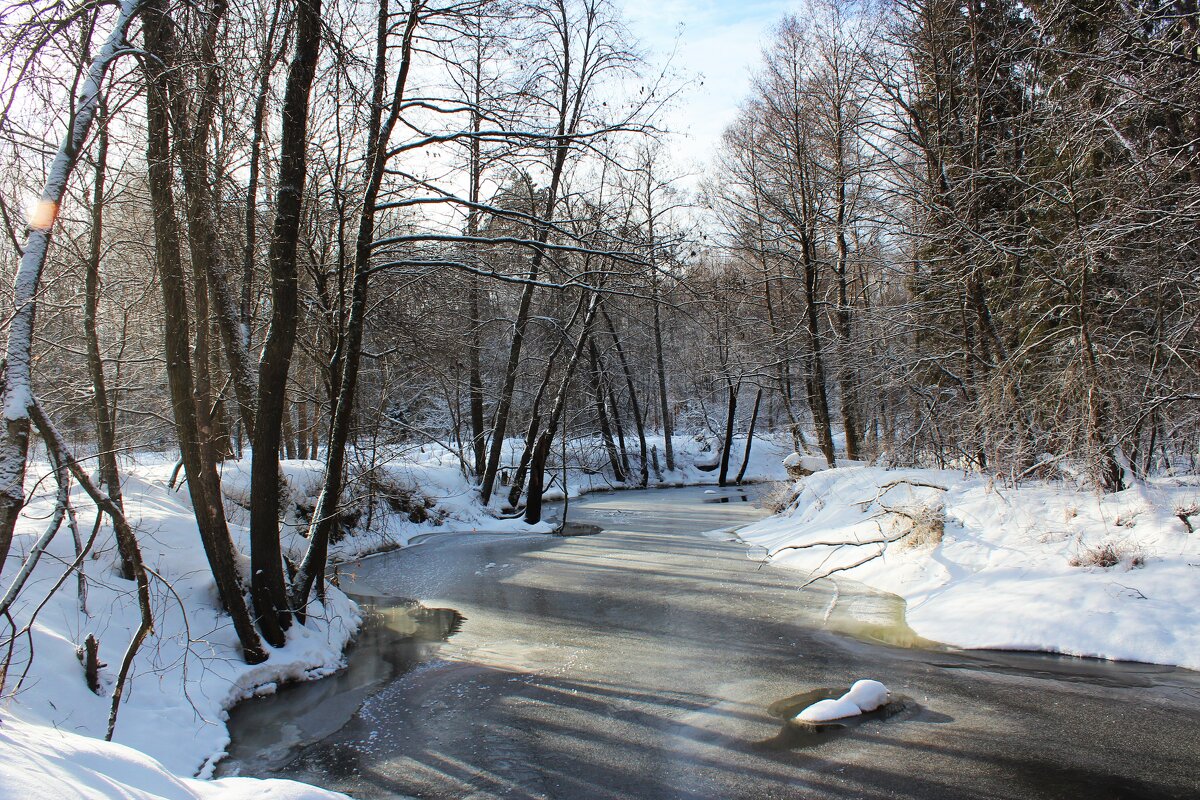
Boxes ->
[759,480,800,513]
[895,501,945,549]
[1069,541,1146,570]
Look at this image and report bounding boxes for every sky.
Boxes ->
[618,0,803,171]
[0,0,799,228]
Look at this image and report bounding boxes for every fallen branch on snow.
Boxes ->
[766,480,950,586]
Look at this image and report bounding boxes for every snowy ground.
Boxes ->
[738,465,1200,670]
[0,457,361,799]
[0,714,344,799]
[0,433,789,798]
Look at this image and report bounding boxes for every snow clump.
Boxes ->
[794,679,892,723]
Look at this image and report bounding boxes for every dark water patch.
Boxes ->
[218,595,463,775]
[288,740,363,782]
[556,521,604,536]
[757,687,912,750]
[1006,759,1187,800]
[935,648,1200,690]
[702,494,751,504]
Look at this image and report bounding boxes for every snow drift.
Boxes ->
[740,466,1200,670]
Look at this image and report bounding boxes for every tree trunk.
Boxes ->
[718,381,739,487]
[479,14,596,504]
[250,0,321,645]
[507,411,542,509]
[588,338,624,482]
[1076,254,1123,492]
[297,390,310,459]
[507,294,589,507]
[292,0,423,613]
[651,278,674,471]
[168,0,257,442]
[143,0,266,663]
[282,401,298,460]
[598,351,631,475]
[525,295,600,524]
[479,150,571,504]
[468,276,486,477]
[466,71,487,479]
[310,364,322,458]
[601,308,648,486]
[243,0,285,342]
[802,240,836,466]
[832,146,862,462]
[735,388,762,485]
[82,111,135,580]
[208,324,234,458]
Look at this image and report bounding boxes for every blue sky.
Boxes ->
[618,0,803,168]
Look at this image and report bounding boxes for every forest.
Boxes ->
[0,0,1197,775]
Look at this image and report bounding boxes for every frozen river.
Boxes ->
[222,485,1200,798]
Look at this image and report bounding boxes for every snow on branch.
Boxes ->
[370,232,648,268]
[369,259,660,301]
[384,122,639,158]
[767,480,950,587]
[3,0,145,421]
[0,0,146,570]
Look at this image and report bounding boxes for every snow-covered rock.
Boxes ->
[841,679,891,712]
[795,697,862,723]
[793,679,893,723]
[783,452,830,477]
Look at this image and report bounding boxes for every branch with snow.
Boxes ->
[766,479,949,587]
[0,0,147,572]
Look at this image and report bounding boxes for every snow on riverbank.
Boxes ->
[739,466,1200,670]
[1,434,789,798]
[0,457,360,798]
[0,714,344,799]
[247,433,793,559]
[542,432,792,503]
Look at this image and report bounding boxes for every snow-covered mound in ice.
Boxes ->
[840,679,891,712]
[793,679,892,723]
[795,697,862,722]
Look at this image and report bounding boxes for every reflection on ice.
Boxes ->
[220,599,463,776]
